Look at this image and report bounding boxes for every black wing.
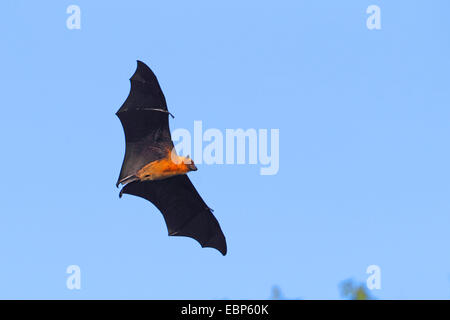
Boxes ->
[120,175,227,255]
[116,61,174,186]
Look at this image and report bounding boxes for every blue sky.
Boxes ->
[1,0,450,299]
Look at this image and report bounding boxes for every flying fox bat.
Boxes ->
[116,61,227,255]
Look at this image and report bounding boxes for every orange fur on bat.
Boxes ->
[136,152,195,181]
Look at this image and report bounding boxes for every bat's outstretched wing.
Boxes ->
[116,60,174,187]
[120,175,227,255]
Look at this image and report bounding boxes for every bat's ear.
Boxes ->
[185,155,194,165]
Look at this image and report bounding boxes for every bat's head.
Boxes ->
[184,155,197,172]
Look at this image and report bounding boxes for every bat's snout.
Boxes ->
[184,155,197,172]
[187,161,197,172]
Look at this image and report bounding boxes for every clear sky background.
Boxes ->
[1,0,449,299]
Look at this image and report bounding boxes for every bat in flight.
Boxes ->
[115,61,227,255]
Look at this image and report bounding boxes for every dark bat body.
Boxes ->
[116,61,227,255]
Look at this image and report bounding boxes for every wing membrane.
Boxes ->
[120,175,227,255]
[116,61,173,186]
